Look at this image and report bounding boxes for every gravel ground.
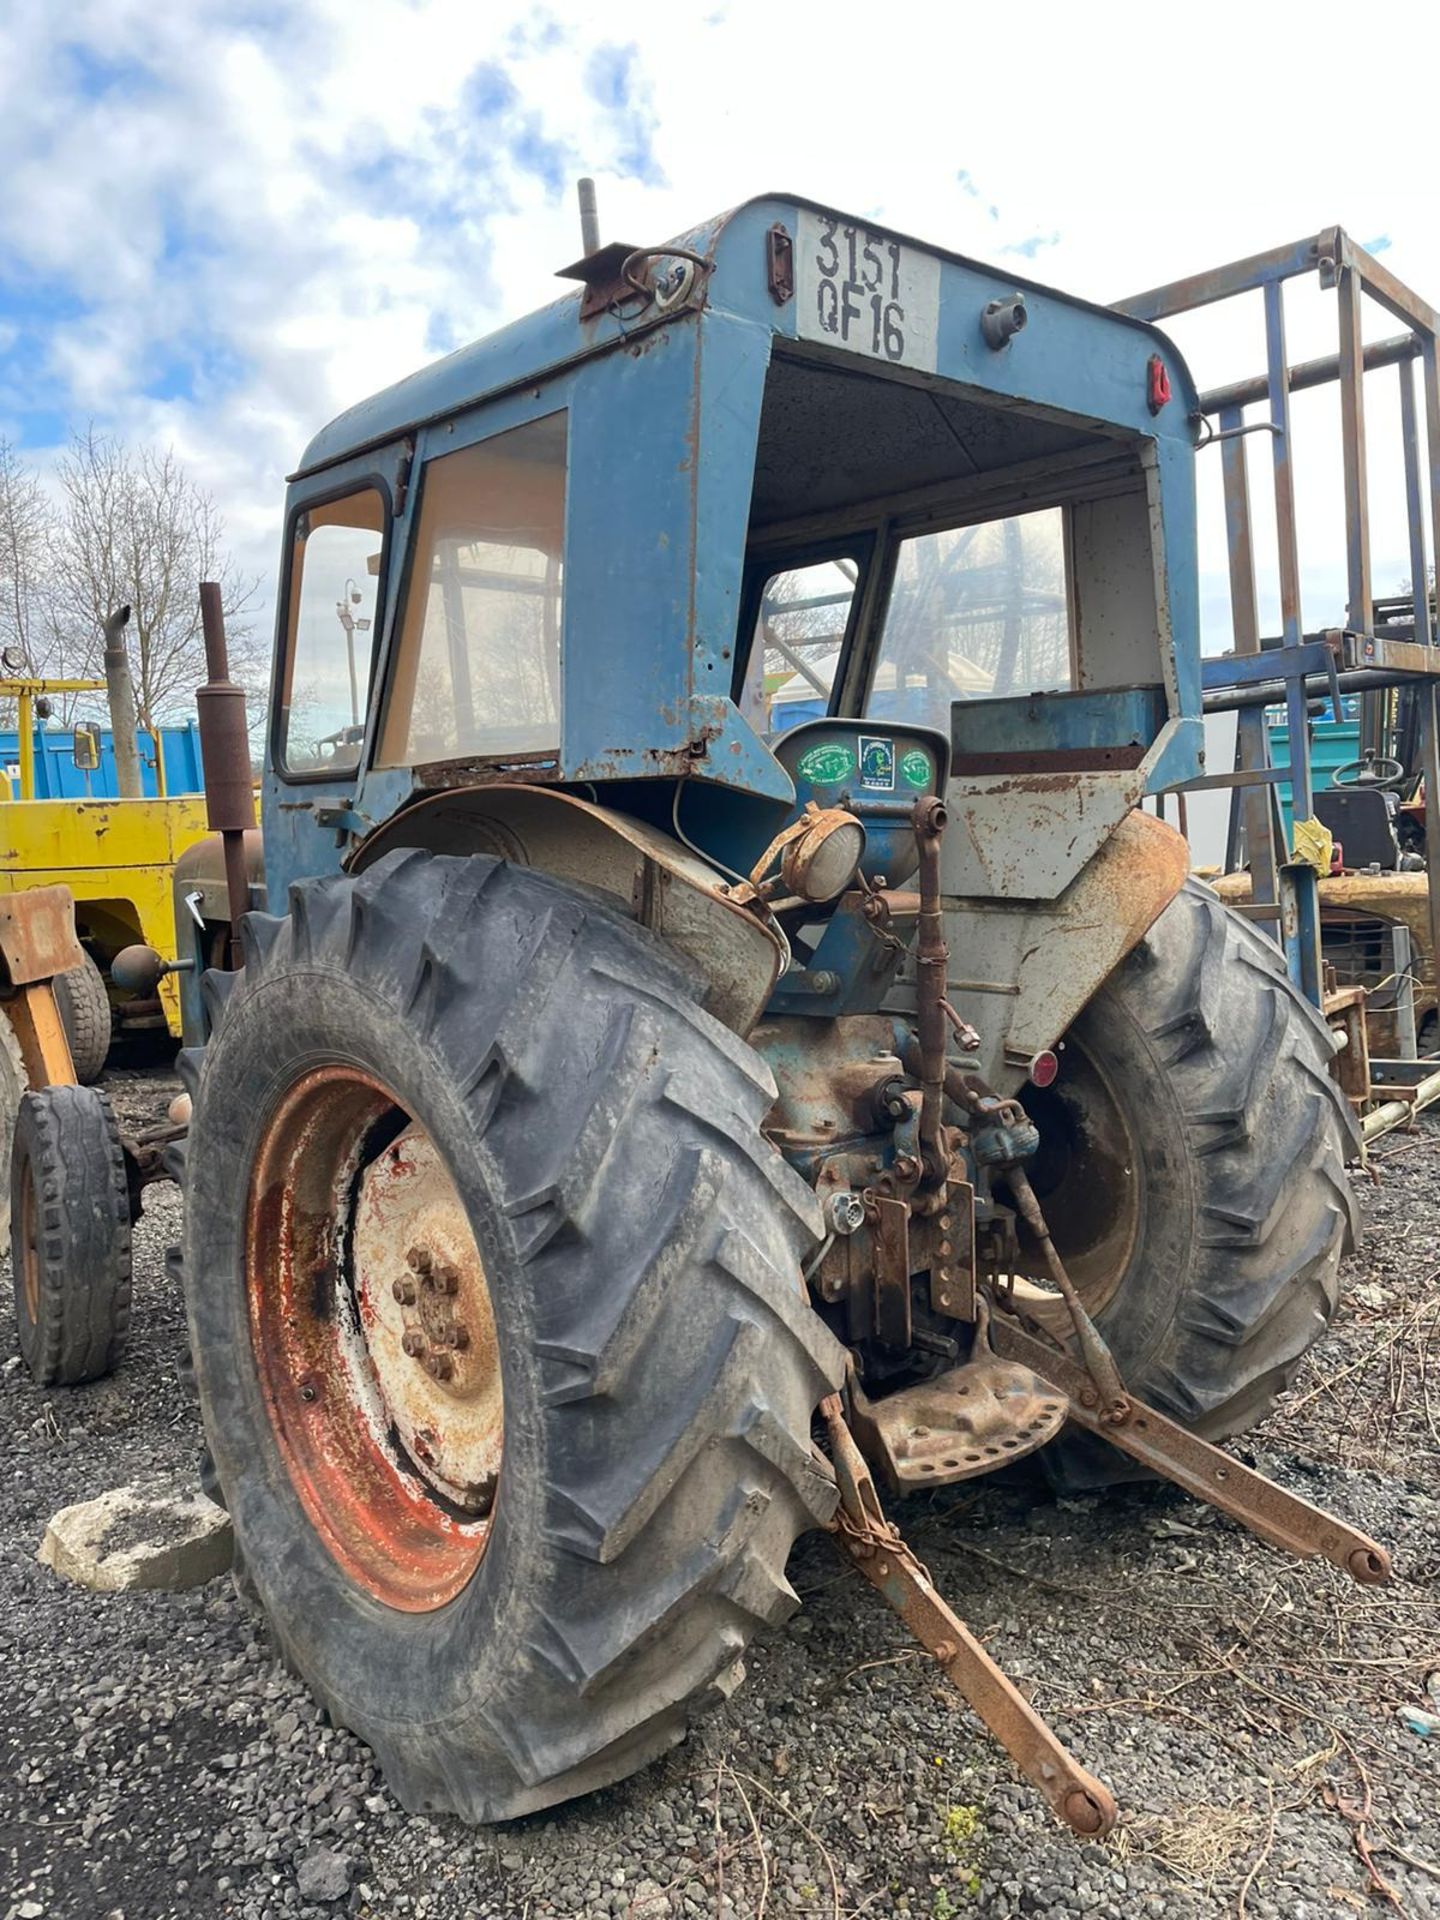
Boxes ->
[2,1066,1438,1920]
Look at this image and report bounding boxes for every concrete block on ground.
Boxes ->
[38,1480,233,1593]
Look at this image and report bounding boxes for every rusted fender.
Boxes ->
[939,809,1189,1089]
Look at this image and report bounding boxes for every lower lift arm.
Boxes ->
[821,1391,1117,1838]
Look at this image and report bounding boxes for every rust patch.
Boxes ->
[952,746,1146,776]
[246,1068,497,1612]
[0,887,84,987]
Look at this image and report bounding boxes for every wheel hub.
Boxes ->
[353,1128,502,1515]
[246,1067,502,1612]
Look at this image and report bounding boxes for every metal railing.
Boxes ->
[1117,228,1440,1021]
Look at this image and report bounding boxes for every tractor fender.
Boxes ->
[893,808,1190,1092]
[350,786,785,1037]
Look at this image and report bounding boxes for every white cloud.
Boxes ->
[1,0,1438,676]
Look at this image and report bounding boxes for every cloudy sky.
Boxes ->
[2,0,1438,667]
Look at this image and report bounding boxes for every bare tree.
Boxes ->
[49,427,261,728]
[0,439,51,721]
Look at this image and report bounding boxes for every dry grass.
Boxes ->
[1107,1803,1267,1888]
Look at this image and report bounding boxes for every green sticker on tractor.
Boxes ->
[901,749,932,789]
[796,743,855,787]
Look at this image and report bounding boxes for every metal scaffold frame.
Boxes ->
[1118,230,1440,1128]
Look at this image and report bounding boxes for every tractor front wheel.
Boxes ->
[181,850,845,1821]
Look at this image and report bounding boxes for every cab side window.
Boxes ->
[737,556,861,735]
[279,489,386,776]
[381,414,566,766]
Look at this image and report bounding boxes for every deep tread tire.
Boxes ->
[1041,878,1360,1488]
[54,953,112,1085]
[181,850,846,1822]
[10,1084,132,1385]
[0,1013,23,1242]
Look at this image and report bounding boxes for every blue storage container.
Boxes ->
[0,720,204,799]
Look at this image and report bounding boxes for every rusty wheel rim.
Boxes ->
[1007,1037,1140,1335]
[246,1066,502,1612]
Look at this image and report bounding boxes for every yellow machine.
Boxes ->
[2,885,135,1383]
[1,675,212,1065]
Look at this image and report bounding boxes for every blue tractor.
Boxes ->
[163,194,1383,1834]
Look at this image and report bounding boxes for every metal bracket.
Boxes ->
[871,1195,912,1349]
[820,1393,1116,1838]
[766,223,794,306]
[929,1176,977,1320]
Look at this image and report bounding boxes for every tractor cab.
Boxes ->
[226,195,1206,1088]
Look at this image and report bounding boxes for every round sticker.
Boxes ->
[901,748,932,790]
[796,743,856,787]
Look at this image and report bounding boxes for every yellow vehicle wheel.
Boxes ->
[55,953,112,1085]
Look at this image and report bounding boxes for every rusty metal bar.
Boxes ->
[1220,404,1262,658]
[821,1396,1116,1837]
[1117,231,1328,322]
[197,583,257,966]
[912,796,950,1184]
[1219,402,1282,891]
[1418,680,1440,1026]
[1004,1168,1127,1416]
[989,1316,1391,1585]
[1335,229,1440,338]
[1264,281,1304,651]
[1198,333,1419,417]
[1399,357,1433,650]
[1204,665,1416,713]
[1424,339,1440,647]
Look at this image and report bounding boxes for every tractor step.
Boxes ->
[848,1297,1069,1489]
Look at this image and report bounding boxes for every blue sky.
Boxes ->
[1,0,1438,660]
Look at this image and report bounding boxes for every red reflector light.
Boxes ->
[1147,354,1171,414]
[1029,1050,1059,1088]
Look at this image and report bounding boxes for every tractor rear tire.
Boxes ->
[55,953,112,1084]
[10,1084,132,1385]
[180,849,845,1822]
[1020,879,1360,1489]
